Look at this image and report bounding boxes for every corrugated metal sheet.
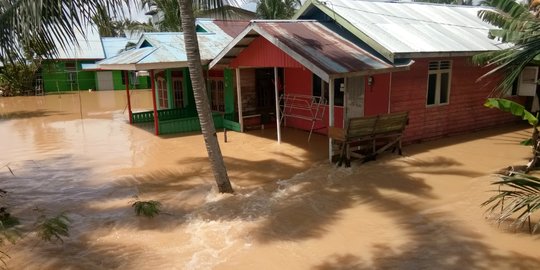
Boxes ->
[298,0,508,57]
[223,0,257,12]
[101,37,138,58]
[54,26,105,60]
[210,21,412,81]
[98,20,248,70]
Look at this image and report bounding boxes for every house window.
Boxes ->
[157,77,168,109]
[65,62,76,71]
[210,78,225,112]
[67,72,76,84]
[173,78,183,108]
[130,71,139,85]
[313,75,344,106]
[427,60,451,106]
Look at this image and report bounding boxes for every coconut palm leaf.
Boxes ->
[473,0,540,96]
[484,98,539,125]
[0,0,129,62]
[482,173,540,232]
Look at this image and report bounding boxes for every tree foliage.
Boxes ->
[484,98,538,125]
[0,61,41,96]
[484,98,540,171]
[0,0,128,63]
[473,0,540,96]
[256,0,301,19]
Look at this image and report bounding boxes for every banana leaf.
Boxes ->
[484,98,538,126]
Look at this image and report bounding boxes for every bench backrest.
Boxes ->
[347,115,378,139]
[346,112,408,140]
[373,112,408,135]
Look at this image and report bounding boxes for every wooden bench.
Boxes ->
[328,112,409,167]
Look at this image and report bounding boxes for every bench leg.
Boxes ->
[337,142,346,167]
[345,144,351,167]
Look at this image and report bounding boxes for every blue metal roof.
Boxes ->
[101,37,138,58]
[97,20,249,70]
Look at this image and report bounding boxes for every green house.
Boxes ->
[96,19,249,135]
[40,36,150,93]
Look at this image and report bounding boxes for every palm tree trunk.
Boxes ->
[177,0,234,193]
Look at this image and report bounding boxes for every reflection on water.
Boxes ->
[0,91,539,270]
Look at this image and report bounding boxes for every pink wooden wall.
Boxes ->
[389,57,523,143]
[364,73,391,116]
[283,67,344,133]
[230,37,304,68]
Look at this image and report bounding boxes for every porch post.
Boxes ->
[124,70,133,124]
[328,78,334,162]
[274,67,281,144]
[235,68,244,132]
[150,70,159,135]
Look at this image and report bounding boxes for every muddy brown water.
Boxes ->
[0,91,539,269]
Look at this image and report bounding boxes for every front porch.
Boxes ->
[131,108,240,134]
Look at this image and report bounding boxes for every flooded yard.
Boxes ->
[0,91,539,269]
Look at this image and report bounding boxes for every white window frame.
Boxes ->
[426,60,452,107]
[157,77,168,109]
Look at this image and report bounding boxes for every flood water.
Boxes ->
[1,91,539,269]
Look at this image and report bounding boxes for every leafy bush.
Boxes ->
[132,200,161,218]
[36,213,71,243]
[0,61,40,96]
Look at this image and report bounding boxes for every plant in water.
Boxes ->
[484,98,540,172]
[132,200,162,218]
[482,173,540,233]
[36,213,71,243]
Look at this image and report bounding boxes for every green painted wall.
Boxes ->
[111,71,150,90]
[224,68,235,115]
[41,61,150,93]
[182,68,197,115]
[42,60,97,93]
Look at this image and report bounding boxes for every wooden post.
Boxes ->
[150,70,159,135]
[328,78,335,162]
[274,67,281,144]
[125,70,133,124]
[235,68,244,132]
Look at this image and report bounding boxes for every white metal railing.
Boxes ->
[279,93,327,141]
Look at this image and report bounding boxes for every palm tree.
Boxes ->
[0,0,234,193]
[178,0,233,193]
[0,1,128,62]
[92,6,155,37]
[256,0,301,19]
[473,0,540,96]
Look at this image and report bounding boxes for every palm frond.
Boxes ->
[474,0,540,95]
[0,0,129,63]
[482,173,540,232]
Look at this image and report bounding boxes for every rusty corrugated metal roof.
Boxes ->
[210,20,412,82]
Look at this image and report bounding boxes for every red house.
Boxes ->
[210,1,528,160]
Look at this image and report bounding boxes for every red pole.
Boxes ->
[125,70,133,124]
[150,70,159,135]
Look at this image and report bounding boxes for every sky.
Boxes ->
[122,0,151,22]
